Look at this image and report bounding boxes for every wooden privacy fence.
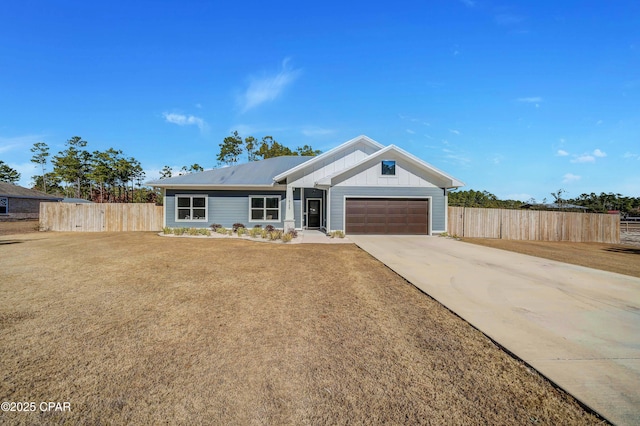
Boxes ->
[40,203,163,232]
[448,207,620,243]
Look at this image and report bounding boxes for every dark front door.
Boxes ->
[308,199,321,228]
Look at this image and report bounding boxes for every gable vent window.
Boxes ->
[381,160,396,176]
[0,197,7,214]
[176,195,207,221]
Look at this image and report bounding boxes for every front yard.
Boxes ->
[0,232,601,424]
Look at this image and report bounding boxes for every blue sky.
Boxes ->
[1,0,638,201]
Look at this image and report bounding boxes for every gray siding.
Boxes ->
[165,189,299,229]
[329,186,447,233]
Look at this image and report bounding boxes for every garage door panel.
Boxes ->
[345,198,428,235]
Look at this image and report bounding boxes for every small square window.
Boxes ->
[381,160,396,176]
[0,197,7,214]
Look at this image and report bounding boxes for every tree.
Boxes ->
[296,144,322,157]
[159,166,173,179]
[0,161,21,183]
[32,172,63,194]
[188,164,204,173]
[217,131,244,165]
[255,136,294,159]
[30,142,50,193]
[52,136,92,198]
[216,131,322,164]
[90,149,121,202]
[550,189,566,210]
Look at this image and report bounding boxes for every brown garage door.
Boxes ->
[345,198,428,234]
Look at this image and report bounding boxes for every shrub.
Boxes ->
[162,227,173,235]
[173,227,187,236]
[227,229,233,236]
[286,229,298,238]
[330,230,345,239]
[198,228,211,236]
[253,224,262,229]
[232,223,246,232]
[268,230,282,240]
[187,228,200,235]
[237,227,246,236]
[216,227,228,234]
[282,232,293,243]
[260,229,268,239]
[210,223,222,231]
[265,224,275,232]
[249,227,261,238]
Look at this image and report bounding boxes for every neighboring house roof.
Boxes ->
[0,182,63,200]
[521,203,588,210]
[273,135,385,182]
[147,156,312,188]
[62,197,93,203]
[316,144,465,188]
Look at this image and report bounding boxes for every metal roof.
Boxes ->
[0,182,63,200]
[146,156,313,187]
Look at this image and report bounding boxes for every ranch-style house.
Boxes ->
[147,135,464,235]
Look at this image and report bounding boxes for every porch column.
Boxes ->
[284,184,295,233]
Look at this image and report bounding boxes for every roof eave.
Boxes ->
[147,183,284,190]
[273,135,385,181]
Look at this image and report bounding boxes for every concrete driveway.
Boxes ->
[349,235,640,426]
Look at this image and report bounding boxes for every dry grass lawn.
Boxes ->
[463,238,640,278]
[0,232,604,425]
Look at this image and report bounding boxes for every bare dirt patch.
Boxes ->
[0,220,39,236]
[0,233,603,424]
[462,237,640,278]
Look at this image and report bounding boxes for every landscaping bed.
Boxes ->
[0,232,602,424]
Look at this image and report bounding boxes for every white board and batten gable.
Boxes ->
[273,135,384,188]
[294,142,463,189]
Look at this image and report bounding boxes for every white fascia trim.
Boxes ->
[321,145,465,188]
[150,184,287,191]
[272,135,385,182]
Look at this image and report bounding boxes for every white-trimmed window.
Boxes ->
[249,196,280,221]
[381,160,396,176]
[175,195,207,221]
[0,197,7,214]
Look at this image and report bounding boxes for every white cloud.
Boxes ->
[239,57,301,113]
[301,127,334,137]
[0,134,46,154]
[517,96,542,103]
[491,155,504,165]
[449,129,461,135]
[623,152,639,160]
[406,129,416,134]
[460,0,475,7]
[8,161,38,188]
[571,154,595,163]
[556,149,569,156]
[593,149,606,158]
[563,173,581,183]
[596,119,603,125]
[163,112,206,131]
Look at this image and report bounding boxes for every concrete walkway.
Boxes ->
[349,235,640,426]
